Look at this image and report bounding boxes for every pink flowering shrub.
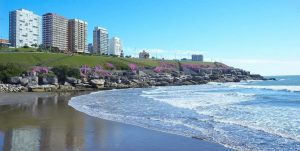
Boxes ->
[159,62,176,69]
[154,66,163,73]
[153,62,176,73]
[128,64,138,72]
[182,64,207,72]
[93,65,111,78]
[80,65,92,77]
[80,65,111,78]
[106,63,115,70]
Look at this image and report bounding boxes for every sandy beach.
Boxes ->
[0,92,232,151]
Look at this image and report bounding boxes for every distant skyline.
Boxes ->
[1,0,300,75]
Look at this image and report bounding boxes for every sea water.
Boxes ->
[69,75,300,151]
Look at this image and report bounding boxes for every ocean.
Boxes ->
[69,75,300,151]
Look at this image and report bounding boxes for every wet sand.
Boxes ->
[0,92,232,151]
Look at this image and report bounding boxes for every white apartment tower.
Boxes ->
[9,9,41,48]
[68,19,88,53]
[93,27,108,55]
[109,37,123,56]
[42,13,68,51]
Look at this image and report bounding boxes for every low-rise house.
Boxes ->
[139,50,150,59]
[0,39,10,47]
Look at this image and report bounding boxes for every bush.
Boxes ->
[23,46,29,48]
[0,63,26,83]
[38,72,56,78]
[67,68,81,78]
[52,65,80,83]
[31,43,38,47]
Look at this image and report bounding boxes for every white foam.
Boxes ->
[244,80,264,82]
[230,85,300,92]
[213,116,300,142]
[141,90,255,110]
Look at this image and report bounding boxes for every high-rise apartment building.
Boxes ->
[93,27,108,55]
[88,43,93,53]
[109,37,123,56]
[68,19,88,53]
[9,9,41,48]
[42,13,68,51]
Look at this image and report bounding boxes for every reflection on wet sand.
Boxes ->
[0,92,87,151]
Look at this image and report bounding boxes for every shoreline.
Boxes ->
[68,88,236,150]
[0,91,233,151]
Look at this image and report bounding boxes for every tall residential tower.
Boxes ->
[93,27,108,55]
[42,13,68,51]
[109,37,123,56]
[9,9,41,48]
[68,19,88,53]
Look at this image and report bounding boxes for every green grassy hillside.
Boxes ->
[0,47,37,52]
[0,52,217,70]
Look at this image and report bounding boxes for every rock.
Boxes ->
[82,77,89,84]
[266,77,276,81]
[116,83,129,89]
[20,78,29,86]
[90,79,105,88]
[59,85,76,91]
[8,77,22,84]
[64,81,71,86]
[249,74,264,80]
[29,85,57,92]
[75,83,92,89]
[66,77,80,85]
[27,76,39,86]
[156,81,169,86]
[209,75,220,81]
[132,79,141,84]
[233,78,241,82]
[42,77,58,85]
[0,84,25,92]
[192,76,204,82]
[110,82,118,88]
[182,81,192,85]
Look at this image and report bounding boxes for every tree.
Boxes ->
[31,43,38,47]
[0,63,25,83]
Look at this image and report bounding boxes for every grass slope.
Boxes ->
[0,47,37,52]
[0,52,216,70]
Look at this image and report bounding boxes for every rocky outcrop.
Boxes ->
[8,77,22,85]
[0,84,26,92]
[1,67,274,93]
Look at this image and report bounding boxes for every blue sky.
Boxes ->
[1,0,300,75]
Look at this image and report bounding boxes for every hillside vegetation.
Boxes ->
[0,52,217,70]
